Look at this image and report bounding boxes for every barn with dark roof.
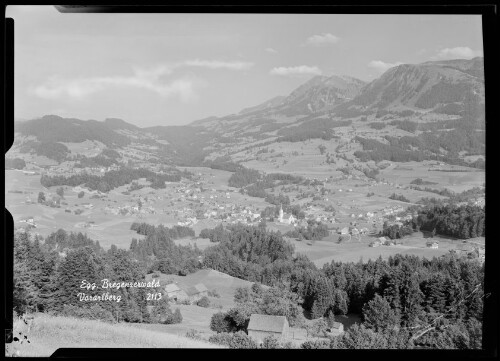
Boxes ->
[247,314,289,344]
[185,283,208,301]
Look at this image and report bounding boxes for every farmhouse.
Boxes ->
[383,239,395,246]
[426,241,439,249]
[247,314,289,344]
[185,283,208,301]
[327,321,344,336]
[164,283,189,301]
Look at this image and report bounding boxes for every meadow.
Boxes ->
[5,313,218,357]
[290,232,477,267]
[379,161,484,193]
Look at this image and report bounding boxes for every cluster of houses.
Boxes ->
[162,282,209,303]
[19,217,36,228]
[104,204,156,216]
[381,205,406,216]
[44,163,121,178]
[370,236,397,247]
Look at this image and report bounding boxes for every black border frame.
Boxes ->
[2,3,498,359]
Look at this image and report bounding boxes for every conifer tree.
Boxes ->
[55,247,105,310]
[362,294,400,332]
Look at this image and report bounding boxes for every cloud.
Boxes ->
[432,47,483,60]
[305,33,340,46]
[31,59,254,101]
[270,65,322,76]
[265,47,278,54]
[183,59,254,70]
[368,60,404,73]
[32,65,201,102]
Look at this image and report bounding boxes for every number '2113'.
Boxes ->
[147,293,162,300]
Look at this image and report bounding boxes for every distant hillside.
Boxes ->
[277,75,366,115]
[15,115,131,147]
[422,57,484,80]
[347,58,484,117]
[192,57,484,132]
[13,58,484,167]
[103,117,139,131]
[7,313,218,356]
[238,95,286,115]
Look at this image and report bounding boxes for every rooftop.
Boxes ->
[248,314,288,333]
[164,283,181,293]
[186,283,208,296]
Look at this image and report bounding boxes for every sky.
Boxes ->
[7,6,484,127]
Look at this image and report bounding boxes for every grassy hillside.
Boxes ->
[6,313,219,357]
[146,269,266,309]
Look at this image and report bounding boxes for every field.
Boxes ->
[5,170,144,248]
[5,313,218,357]
[290,233,479,267]
[128,304,220,340]
[146,269,259,310]
[379,161,485,193]
[138,268,363,344]
[133,269,265,341]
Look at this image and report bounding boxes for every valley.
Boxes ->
[7,56,486,352]
[6,57,486,262]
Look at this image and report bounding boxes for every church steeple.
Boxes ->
[279,203,284,222]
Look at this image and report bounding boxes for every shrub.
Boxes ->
[38,192,46,204]
[388,193,410,203]
[210,312,233,333]
[369,122,386,130]
[209,332,233,347]
[208,289,220,298]
[261,335,281,349]
[228,331,258,349]
[77,191,85,198]
[185,329,202,340]
[300,340,331,349]
[60,304,115,323]
[196,296,210,308]
[172,308,183,324]
[281,340,296,349]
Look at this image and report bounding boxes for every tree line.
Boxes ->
[130,222,195,239]
[5,158,26,170]
[14,223,484,349]
[13,231,181,324]
[40,167,189,193]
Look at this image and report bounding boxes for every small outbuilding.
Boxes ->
[426,241,439,249]
[327,321,344,336]
[247,314,289,344]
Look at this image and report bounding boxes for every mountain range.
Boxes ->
[11,57,485,166]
